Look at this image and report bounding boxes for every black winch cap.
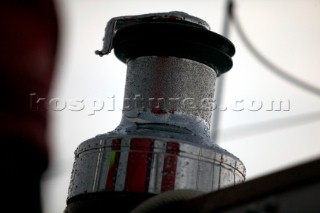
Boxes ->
[96,12,235,76]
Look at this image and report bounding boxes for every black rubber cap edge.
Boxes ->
[113,22,235,76]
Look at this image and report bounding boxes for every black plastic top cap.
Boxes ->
[95,11,235,76]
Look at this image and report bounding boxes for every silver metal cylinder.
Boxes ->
[67,56,245,201]
[121,56,216,140]
[67,134,245,200]
[66,12,246,211]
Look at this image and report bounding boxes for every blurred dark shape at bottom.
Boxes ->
[0,135,47,212]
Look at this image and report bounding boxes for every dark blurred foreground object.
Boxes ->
[0,0,58,212]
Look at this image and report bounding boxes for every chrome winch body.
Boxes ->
[66,11,245,213]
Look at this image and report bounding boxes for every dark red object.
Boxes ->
[0,0,58,212]
[125,138,154,192]
[161,142,179,192]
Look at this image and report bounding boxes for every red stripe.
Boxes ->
[105,139,121,191]
[145,142,154,191]
[125,138,153,192]
[161,142,180,192]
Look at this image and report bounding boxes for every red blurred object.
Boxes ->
[0,0,58,212]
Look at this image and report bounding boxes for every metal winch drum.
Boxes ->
[65,11,245,212]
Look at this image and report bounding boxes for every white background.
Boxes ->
[41,0,320,212]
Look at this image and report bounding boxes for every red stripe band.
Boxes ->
[161,142,180,192]
[125,138,154,192]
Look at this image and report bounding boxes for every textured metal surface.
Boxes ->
[120,56,216,141]
[67,56,245,202]
[67,133,245,201]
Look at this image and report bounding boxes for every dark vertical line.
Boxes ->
[218,154,223,190]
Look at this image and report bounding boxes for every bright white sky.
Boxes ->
[41,1,320,212]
